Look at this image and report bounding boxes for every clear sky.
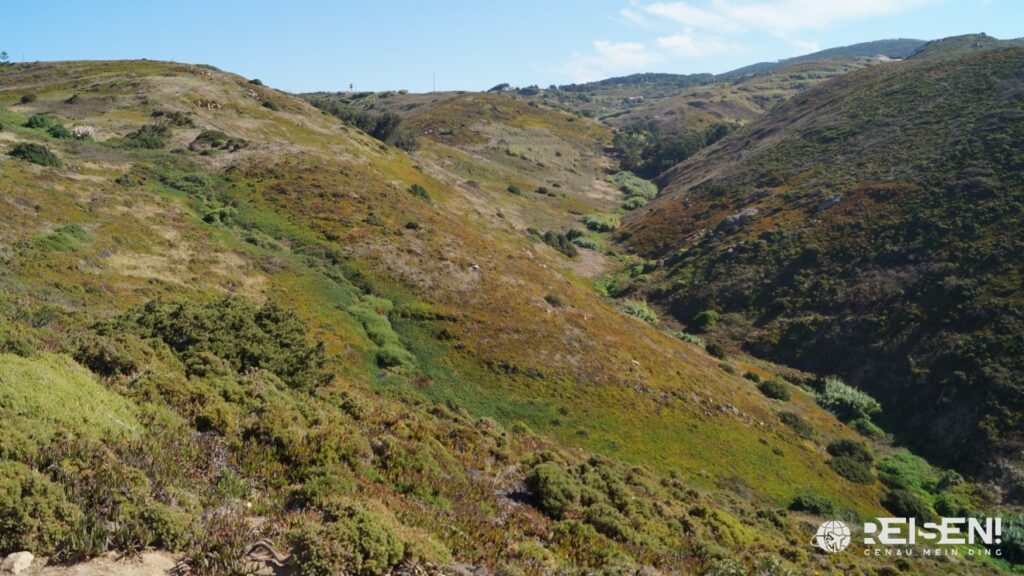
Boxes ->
[2,1,1021,93]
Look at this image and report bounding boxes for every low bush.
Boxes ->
[262,99,281,111]
[620,300,658,325]
[691,310,719,332]
[778,412,814,439]
[541,231,578,258]
[816,377,881,420]
[581,214,620,232]
[525,462,580,519]
[758,380,791,401]
[124,123,171,149]
[20,94,37,104]
[826,439,874,484]
[291,500,405,576]
[788,493,835,516]
[9,143,61,167]
[507,184,522,195]
[706,342,726,359]
[407,183,430,202]
[24,114,54,129]
[0,461,81,555]
[881,489,936,522]
[47,124,73,139]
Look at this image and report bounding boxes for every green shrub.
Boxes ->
[20,94,37,104]
[816,377,881,420]
[47,123,73,139]
[706,342,727,359]
[117,297,331,389]
[407,183,430,202]
[9,142,61,167]
[622,197,646,210]
[189,129,247,152]
[262,99,281,111]
[671,331,704,346]
[571,235,602,251]
[24,114,54,129]
[525,462,580,519]
[36,224,90,251]
[584,502,632,541]
[881,489,936,522]
[742,371,761,383]
[691,310,719,332]
[778,412,814,439]
[995,514,1024,563]
[758,380,791,401]
[609,171,657,200]
[507,184,522,195]
[826,439,874,484]
[291,500,405,576]
[124,123,170,149]
[0,461,81,555]
[620,300,658,325]
[541,231,578,258]
[788,493,835,516]
[581,214,620,232]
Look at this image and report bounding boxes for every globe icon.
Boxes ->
[812,520,852,553]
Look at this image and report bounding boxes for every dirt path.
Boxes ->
[20,552,178,576]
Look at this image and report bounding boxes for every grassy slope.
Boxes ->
[0,59,1007,574]
[622,44,1024,496]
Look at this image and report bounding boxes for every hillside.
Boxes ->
[622,42,1024,502]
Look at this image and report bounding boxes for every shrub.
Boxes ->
[609,171,657,200]
[189,130,247,152]
[788,493,835,516]
[525,463,580,519]
[541,231,578,258]
[758,380,791,401]
[571,235,602,251]
[291,501,405,576]
[778,412,814,439]
[47,124,73,139]
[507,184,522,195]
[9,143,61,167]
[827,439,874,484]
[621,300,658,325]
[743,371,761,383]
[622,197,646,210]
[0,461,81,555]
[881,489,936,522]
[817,377,881,420]
[544,294,565,308]
[24,114,54,129]
[672,331,704,346]
[117,297,331,389]
[583,502,632,541]
[124,123,170,149]
[262,99,281,111]
[581,214,620,232]
[20,94,37,104]
[691,310,719,332]
[706,342,726,359]
[407,183,430,202]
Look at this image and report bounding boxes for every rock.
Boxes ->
[815,193,843,212]
[718,207,759,230]
[1,551,34,575]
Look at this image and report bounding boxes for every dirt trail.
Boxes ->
[18,552,178,576]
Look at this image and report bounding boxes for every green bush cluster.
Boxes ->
[189,130,248,152]
[407,183,431,203]
[124,123,171,149]
[778,412,814,439]
[691,310,719,332]
[540,230,580,258]
[620,300,659,325]
[758,380,791,401]
[816,377,881,421]
[826,439,874,484]
[788,493,835,516]
[291,500,405,576]
[581,214,620,232]
[9,142,61,167]
[525,463,580,519]
[114,297,331,389]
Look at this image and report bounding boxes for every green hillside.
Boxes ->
[623,43,1024,502]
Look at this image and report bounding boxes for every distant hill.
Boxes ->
[623,44,1024,495]
[720,38,926,79]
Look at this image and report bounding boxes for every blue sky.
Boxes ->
[2,1,1020,92]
